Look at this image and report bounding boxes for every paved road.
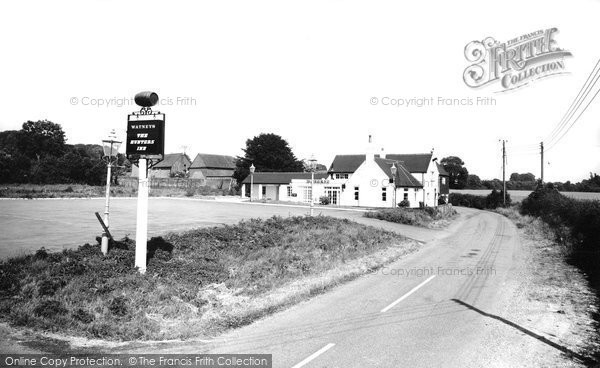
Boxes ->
[0,198,444,259]
[125,209,572,367]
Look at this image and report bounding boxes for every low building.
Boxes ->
[189,153,236,189]
[241,172,329,202]
[131,153,191,178]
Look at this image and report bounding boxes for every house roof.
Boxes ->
[200,169,235,177]
[374,158,423,188]
[328,154,368,173]
[190,153,235,169]
[242,172,329,184]
[436,162,449,176]
[153,153,190,169]
[385,153,432,173]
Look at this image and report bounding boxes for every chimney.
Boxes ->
[366,135,376,161]
[380,147,386,159]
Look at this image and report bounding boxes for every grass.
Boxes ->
[363,205,458,228]
[0,215,418,341]
[0,183,235,199]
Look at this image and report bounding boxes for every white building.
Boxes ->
[240,172,329,202]
[327,153,424,208]
[240,138,450,208]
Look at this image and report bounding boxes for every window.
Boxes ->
[302,186,312,203]
[404,193,409,201]
[335,173,349,179]
[262,186,267,196]
[404,188,408,192]
[382,187,387,201]
[354,186,359,200]
[287,186,293,197]
[442,177,446,185]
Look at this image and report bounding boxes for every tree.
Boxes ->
[466,174,483,189]
[19,120,66,159]
[441,156,469,189]
[510,172,536,182]
[233,133,304,186]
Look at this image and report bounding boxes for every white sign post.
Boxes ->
[135,158,149,274]
[127,91,164,275]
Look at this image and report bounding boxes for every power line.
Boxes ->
[546,85,600,152]
[544,59,600,146]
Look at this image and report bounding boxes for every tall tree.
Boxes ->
[441,156,469,189]
[233,133,304,185]
[19,120,66,159]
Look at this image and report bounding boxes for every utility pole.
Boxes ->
[540,141,544,184]
[501,139,506,206]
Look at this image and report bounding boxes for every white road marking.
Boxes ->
[380,275,436,313]
[291,343,336,368]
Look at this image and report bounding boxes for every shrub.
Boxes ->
[364,206,456,227]
[108,296,128,317]
[72,308,94,324]
[33,300,67,318]
[319,196,330,205]
[449,190,510,209]
[398,200,410,207]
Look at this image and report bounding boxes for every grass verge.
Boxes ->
[364,205,457,228]
[0,215,418,341]
[496,207,600,363]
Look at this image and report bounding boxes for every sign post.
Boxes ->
[126,91,164,274]
[135,158,149,273]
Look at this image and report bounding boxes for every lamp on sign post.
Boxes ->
[390,163,397,208]
[101,130,122,255]
[308,156,317,216]
[249,163,255,202]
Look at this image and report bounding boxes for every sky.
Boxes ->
[1,0,599,182]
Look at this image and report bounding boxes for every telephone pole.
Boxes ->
[540,141,544,184]
[501,140,506,206]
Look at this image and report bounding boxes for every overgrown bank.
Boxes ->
[364,205,458,228]
[0,216,418,341]
[520,185,600,297]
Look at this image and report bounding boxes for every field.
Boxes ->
[451,189,600,202]
[0,183,235,199]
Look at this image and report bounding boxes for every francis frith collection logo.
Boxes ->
[463,28,572,92]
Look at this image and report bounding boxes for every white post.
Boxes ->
[101,163,112,255]
[135,159,148,274]
[310,171,314,216]
[250,174,254,202]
